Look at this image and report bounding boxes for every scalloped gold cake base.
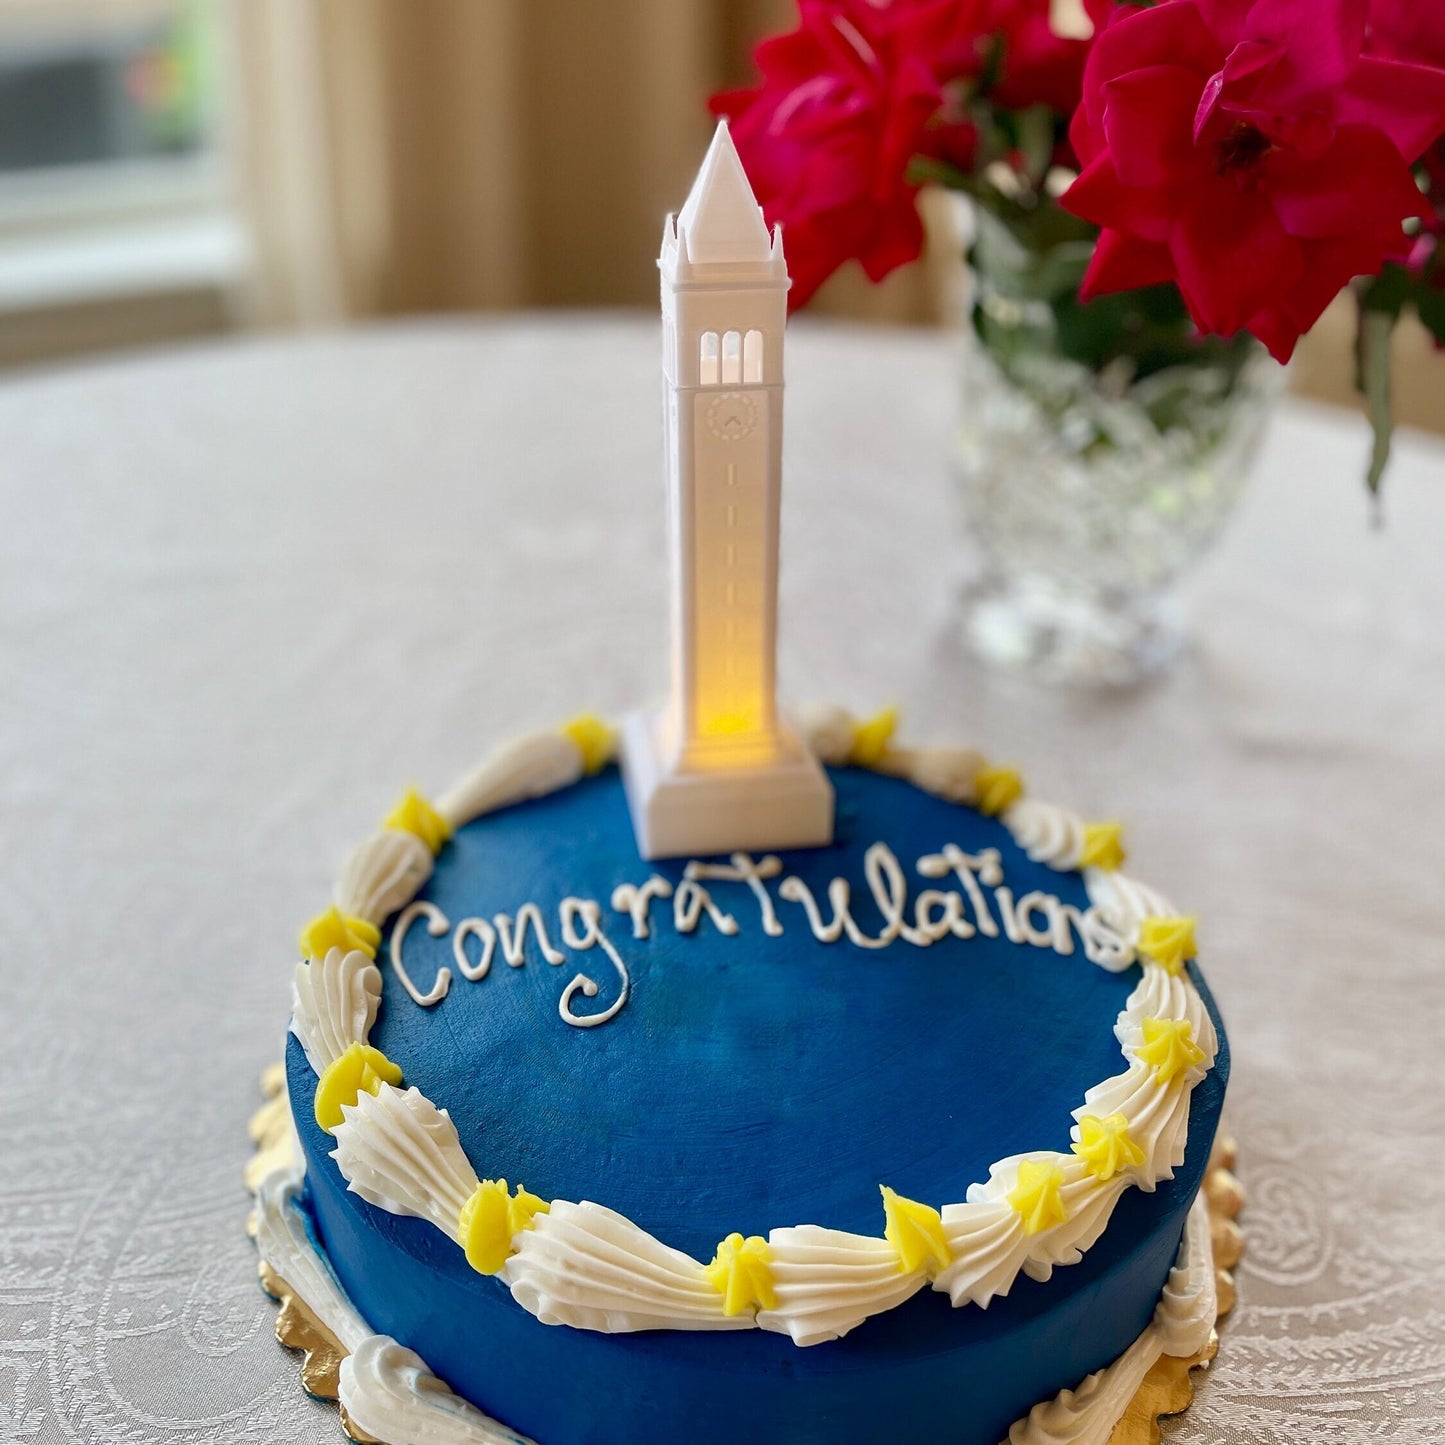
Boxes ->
[245,1061,293,1195]
[247,1070,1244,1445]
[259,1260,347,1401]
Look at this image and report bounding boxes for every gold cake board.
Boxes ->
[247,1065,1245,1445]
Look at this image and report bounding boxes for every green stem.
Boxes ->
[1357,307,1395,512]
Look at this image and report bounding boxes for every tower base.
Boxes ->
[620,710,834,861]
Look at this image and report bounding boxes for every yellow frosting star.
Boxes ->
[313,1042,402,1133]
[383,786,452,854]
[458,1178,551,1276]
[1079,821,1126,871]
[1007,1159,1069,1236]
[1137,915,1198,976]
[298,905,381,961]
[1134,1017,1207,1086]
[974,765,1024,817]
[1071,1113,1147,1182]
[560,713,617,775]
[704,1233,777,1316]
[880,1185,953,1275]
[850,706,899,767]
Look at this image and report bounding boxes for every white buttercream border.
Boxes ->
[251,1159,1219,1445]
[290,711,1218,1347]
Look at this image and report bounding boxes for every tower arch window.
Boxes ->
[743,330,764,383]
[722,330,743,384]
[700,331,720,386]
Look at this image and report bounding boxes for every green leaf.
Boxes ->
[1417,285,1445,348]
[1359,263,1413,319]
[907,155,973,192]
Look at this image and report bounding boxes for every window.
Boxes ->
[699,329,760,387]
[743,329,763,383]
[699,330,719,385]
[721,329,742,384]
[0,1,246,360]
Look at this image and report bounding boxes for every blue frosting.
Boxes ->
[288,766,1229,1445]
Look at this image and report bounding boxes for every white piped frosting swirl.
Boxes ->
[759,1226,925,1346]
[1084,869,1176,940]
[290,947,382,1074]
[330,1083,478,1238]
[1004,799,1087,869]
[252,1166,371,1354]
[339,1336,539,1445]
[436,732,586,830]
[1005,1193,1217,1443]
[793,702,859,766]
[1154,1193,1218,1358]
[1076,969,1217,1189]
[335,829,435,925]
[506,1201,740,1333]
[877,744,987,804]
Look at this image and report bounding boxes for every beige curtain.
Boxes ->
[231,0,955,324]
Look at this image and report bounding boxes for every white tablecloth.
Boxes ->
[2,316,1442,1444]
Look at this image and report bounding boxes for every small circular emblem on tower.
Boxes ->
[706,391,758,442]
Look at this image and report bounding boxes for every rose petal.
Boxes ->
[1170,186,1303,333]
[1194,38,1283,139]
[1246,233,1399,357]
[859,198,927,282]
[1082,0,1225,137]
[1242,303,1304,362]
[1064,154,1176,242]
[1268,124,1428,239]
[1191,0,1256,50]
[1283,237,1396,324]
[1242,0,1367,99]
[896,0,998,81]
[1102,65,1204,187]
[1335,56,1445,161]
[1069,89,1106,166]
[1080,229,1179,299]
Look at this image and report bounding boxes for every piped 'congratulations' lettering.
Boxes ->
[385,845,1133,1029]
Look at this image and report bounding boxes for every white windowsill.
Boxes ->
[0,211,249,310]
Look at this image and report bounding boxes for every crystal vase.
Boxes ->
[954,200,1287,686]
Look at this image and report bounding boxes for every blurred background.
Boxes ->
[0,0,1438,427]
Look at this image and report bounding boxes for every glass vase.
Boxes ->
[954,200,1287,686]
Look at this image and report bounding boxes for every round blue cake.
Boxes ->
[280,754,1228,1445]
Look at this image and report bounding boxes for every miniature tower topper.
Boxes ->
[621,120,835,860]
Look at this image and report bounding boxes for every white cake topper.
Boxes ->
[621,120,835,860]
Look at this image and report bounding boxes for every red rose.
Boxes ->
[985,0,1103,114]
[712,1,950,308]
[1062,0,1445,362]
[894,0,1107,113]
[1365,5,1445,303]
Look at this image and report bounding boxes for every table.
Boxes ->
[2,317,1442,1444]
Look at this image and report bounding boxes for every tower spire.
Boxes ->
[675,119,774,266]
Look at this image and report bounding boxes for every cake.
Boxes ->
[249,125,1232,1445]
